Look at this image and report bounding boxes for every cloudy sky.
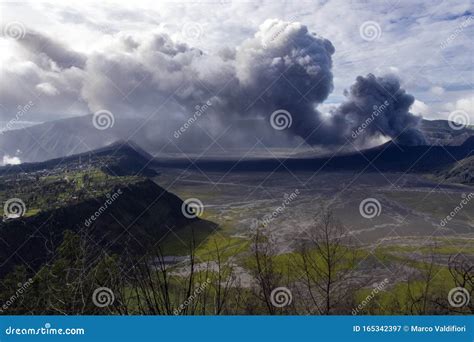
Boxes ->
[0,0,472,133]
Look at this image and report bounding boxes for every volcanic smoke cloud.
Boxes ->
[336,73,426,146]
[2,19,426,147]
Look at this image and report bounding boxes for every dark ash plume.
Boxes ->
[2,19,427,150]
[336,74,427,146]
[211,20,426,147]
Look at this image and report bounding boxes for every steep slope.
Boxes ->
[420,119,474,146]
[0,143,217,278]
[434,155,474,185]
[0,141,157,177]
[0,179,215,278]
[0,115,148,164]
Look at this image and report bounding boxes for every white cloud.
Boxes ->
[430,86,445,96]
[2,155,21,165]
[444,96,474,124]
[449,96,474,114]
[318,103,339,117]
[36,82,60,96]
[410,99,430,117]
[0,0,471,129]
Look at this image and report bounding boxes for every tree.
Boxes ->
[249,227,286,314]
[447,254,473,314]
[406,246,437,314]
[296,208,359,314]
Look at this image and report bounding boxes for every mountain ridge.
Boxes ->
[0,140,157,177]
[1,114,473,164]
[0,142,217,278]
[154,136,474,173]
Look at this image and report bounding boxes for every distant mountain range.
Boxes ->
[0,114,473,164]
[1,112,472,182]
[419,119,474,146]
[156,136,474,174]
[0,115,148,164]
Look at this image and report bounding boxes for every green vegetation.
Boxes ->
[1,220,472,315]
[0,145,472,316]
[195,234,250,262]
[0,167,143,217]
